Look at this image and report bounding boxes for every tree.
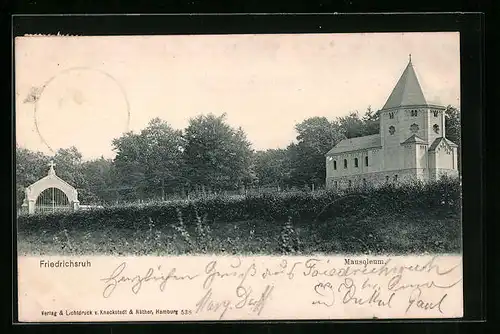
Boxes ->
[445,106,461,148]
[140,118,186,198]
[361,106,380,135]
[288,117,345,187]
[183,113,253,192]
[111,132,147,200]
[253,149,291,189]
[112,118,185,200]
[445,105,461,173]
[52,147,85,185]
[52,147,100,203]
[15,146,51,207]
[79,157,117,204]
[337,107,379,139]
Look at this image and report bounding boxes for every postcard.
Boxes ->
[15,32,463,322]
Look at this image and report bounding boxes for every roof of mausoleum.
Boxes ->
[326,134,381,156]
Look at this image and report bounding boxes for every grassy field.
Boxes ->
[17,179,462,256]
[17,213,461,256]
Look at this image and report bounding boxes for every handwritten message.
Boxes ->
[18,255,463,322]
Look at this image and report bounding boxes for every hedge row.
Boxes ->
[17,177,461,233]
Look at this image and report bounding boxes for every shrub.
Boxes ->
[17,178,461,255]
[17,177,461,233]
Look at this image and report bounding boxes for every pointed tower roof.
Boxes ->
[382,55,427,110]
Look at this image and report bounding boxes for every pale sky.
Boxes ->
[15,32,460,160]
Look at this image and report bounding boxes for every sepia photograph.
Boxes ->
[15,31,464,321]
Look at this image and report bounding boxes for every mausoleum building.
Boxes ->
[325,57,459,189]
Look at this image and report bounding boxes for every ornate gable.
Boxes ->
[24,161,78,203]
[428,137,453,154]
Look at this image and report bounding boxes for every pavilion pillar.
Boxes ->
[27,200,35,214]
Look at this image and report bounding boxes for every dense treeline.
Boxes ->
[16,106,461,206]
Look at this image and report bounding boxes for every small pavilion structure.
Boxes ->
[21,161,80,214]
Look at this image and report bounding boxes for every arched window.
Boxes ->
[433,124,440,134]
[354,158,359,167]
[433,110,439,117]
[389,126,395,135]
[386,176,389,182]
[334,181,338,188]
[348,180,352,188]
[411,110,418,117]
[344,159,348,169]
[365,156,369,166]
[389,112,394,119]
[394,175,398,182]
[363,178,367,187]
[333,160,337,170]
